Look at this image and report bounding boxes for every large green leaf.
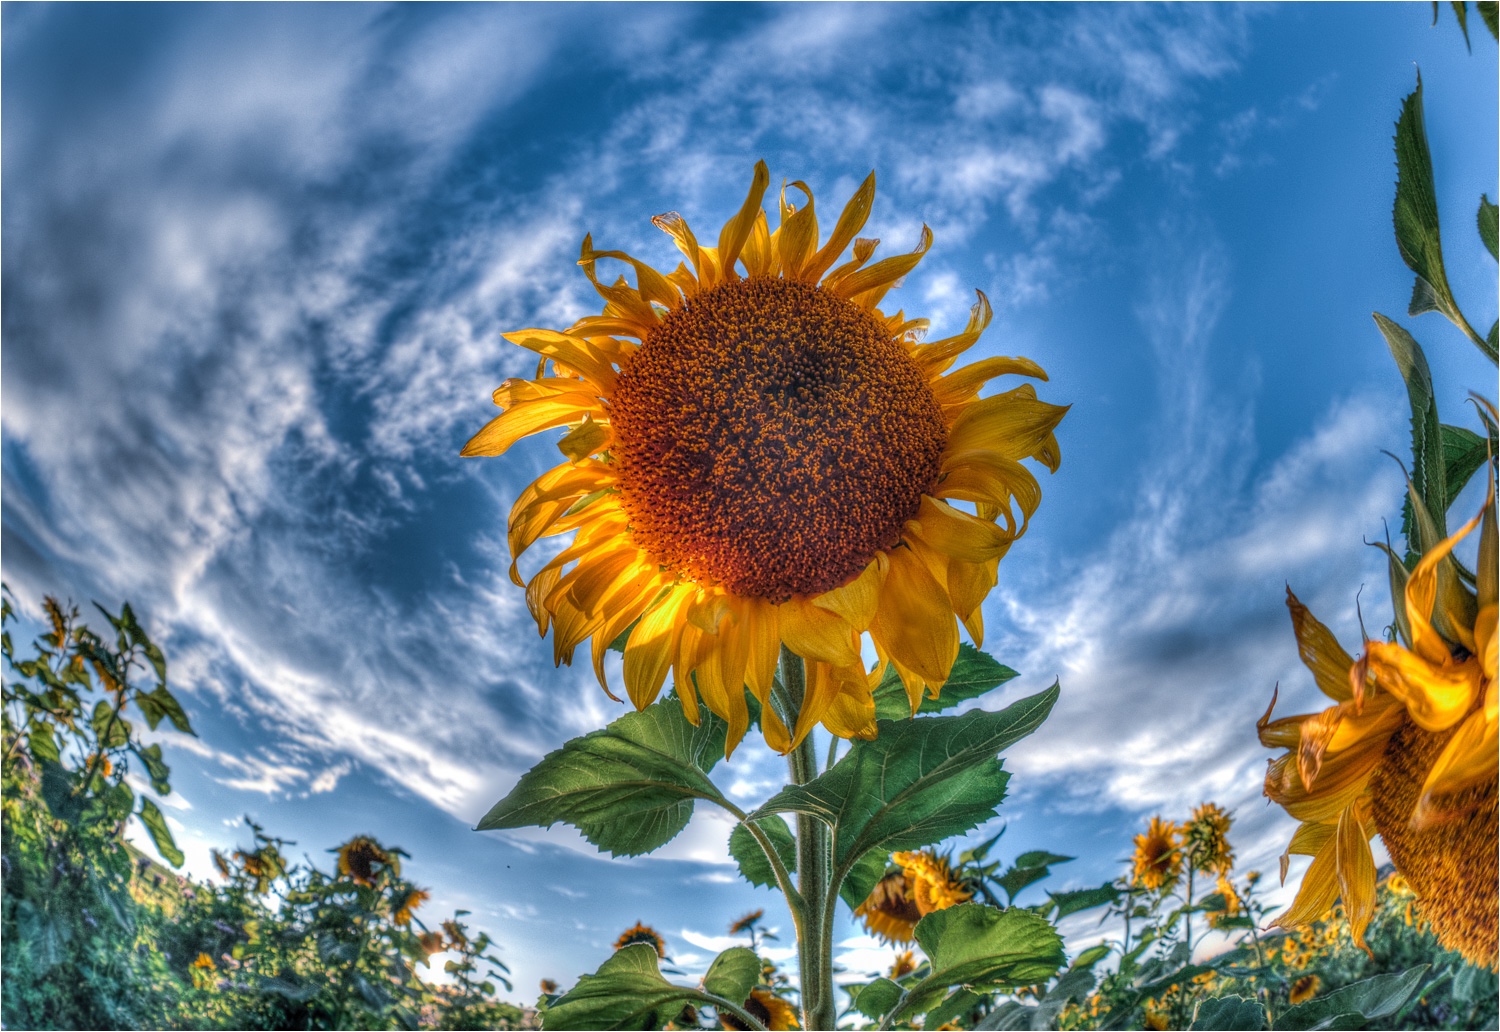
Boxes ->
[839,847,891,910]
[1273,965,1427,1030]
[1393,78,1458,323]
[134,742,172,795]
[139,797,184,866]
[477,699,728,857]
[751,686,1058,874]
[851,978,904,1020]
[899,904,1065,1019]
[873,643,1018,720]
[1191,995,1265,1031]
[1047,882,1121,919]
[135,684,193,734]
[1441,423,1489,506]
[728,816,796,890]
[542,944,700,1031]
[702,947,760,1004]
[1374,314,1447,554]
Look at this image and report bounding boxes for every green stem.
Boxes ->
[1183,864,1195,959]
[780,646,836,1032]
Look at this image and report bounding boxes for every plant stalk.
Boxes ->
[780,646,836,1032]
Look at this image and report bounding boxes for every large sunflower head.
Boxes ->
[614,920,667,957]
[1130,816,1182,892]
[1261,470,1497,968]
[853,848,973,944]
[465,162,1066,756]
[1183,801,1235,875]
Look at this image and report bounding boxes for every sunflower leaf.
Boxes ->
[839,847,892,910]
[1374,314,1447,556]
[751,685,1057,876]
[701,947,760,1007]
[1393,78,1461,330]
[895,904,1065,1021]
[873,642,1018,720]
[1480,195,1498,260]
[1190,995,1265,1031]
[542,944,701,1031]
[138,797,184,867]
[1272,965,1428,1030]
[1046,881,1120,919]
[851,977,904,1020]
[728,816,796,890]
[1441,423,1488,505]
[477,699,727,858]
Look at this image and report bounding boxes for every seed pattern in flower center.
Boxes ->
[609,278,946,600]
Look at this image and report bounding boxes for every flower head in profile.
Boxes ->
[1131,816,1182,891]
[889,950,918,979]
[854,849,972,943]
[614,920,667,957]
[722,987,800,1031]
[465,162,1065,756]
[337,836,393,888]
[1183,801,1235,875]
[728,909,764,935]
[393,886,430,926]
[1261,470,1496,967]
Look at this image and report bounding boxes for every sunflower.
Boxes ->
[1288,975,1321,1006]
[889,950,918,979]
[464,162,1065,756]
[1206,873,1241,929]
[614,921,667,957]
[419,930,446,956]
[728,909,764,935]
[722,987,800,1031]
[540,978,559,995]
[854,849,973,943]
[1261,476,1497,967]
[1183,802,1234,875]
[1130,816,1182,892]
[337,836,392,888]
[393,886,430,925]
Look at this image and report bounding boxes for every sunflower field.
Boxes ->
[3,5,1496,1032]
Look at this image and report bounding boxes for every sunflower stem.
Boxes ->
[780,645,836,1032]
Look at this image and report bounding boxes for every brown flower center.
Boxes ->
[609,278,946,600]
[1368,717,1498,969]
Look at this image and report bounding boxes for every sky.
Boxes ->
[3,0,1497,1006]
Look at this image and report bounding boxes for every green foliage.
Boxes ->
[477,695,730,858]
[728,815,796,889]
[2,590,526,1031]
[872,642,1019,720]
[752,685,1057,876]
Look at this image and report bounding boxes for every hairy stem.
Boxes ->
[780,646,836,1032]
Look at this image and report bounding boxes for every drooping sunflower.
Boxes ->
[614,920,667,957]
[854,848,973,944]
[728,909,763,935]
[889,949,918,979]
[393,886,430,925]
[464,162,1066,756]
[1182,801,1235,875]
[1130,816,1182,892]
[721,987,800,1031]
[337,836,393,888]
[1261,476,1497,967]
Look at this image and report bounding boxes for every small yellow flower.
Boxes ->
[1183,802,1235,875]
[889,950,917,979]
[465,163,1065,757]
[729,909,763,935]
[1289,974,1321,1005]
[1131,816,1182,891]
[191,952,216,971]
[614,921,667,957]
[393,887,429,926]
[1142,1004,1169,1030]
[540,978,559,995]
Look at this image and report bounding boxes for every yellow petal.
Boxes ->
[501,329,620,392]
[651,211,706,286]
[911,291,993,376]
[461,393,604,457]
[717,161,771,279]
[623,585,693,710]
[931,355,1048,407]
[1285,590,1356,703]
[778,598,861,667]
[578,242,681,311]
[869,544,959,689]
[1363,641,1480,732]
[947,557,998,646]
[946,388,1070,463]
[557,417,611,462]
[1335,802,1376,952]
[907,495,1012,562]
[821,671,879,741]
[832,225,933,305]
[1414,702,1498,825]
[803,171,874,284]
[741,209,774,279]
[773,181,817,279]
[811,556,886,632]
[1275,831,1340,928]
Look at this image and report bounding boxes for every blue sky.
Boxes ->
[3,0,1496,1003]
